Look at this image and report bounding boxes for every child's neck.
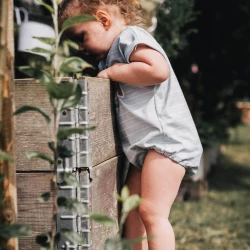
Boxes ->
[111,17,127,36]
[108,17,127,45]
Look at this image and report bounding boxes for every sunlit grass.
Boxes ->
[171,125,250,250]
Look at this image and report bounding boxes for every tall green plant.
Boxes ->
[13,0,95,249]
[13,0,144,249]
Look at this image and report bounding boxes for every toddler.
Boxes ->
[59,1,203,249]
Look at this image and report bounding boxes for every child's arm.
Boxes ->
[97,45,170,86]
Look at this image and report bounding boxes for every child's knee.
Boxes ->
[139,200,169,226]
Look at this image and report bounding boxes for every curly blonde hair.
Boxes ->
[58,0,144,28]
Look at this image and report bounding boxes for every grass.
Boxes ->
[171,125,250,250]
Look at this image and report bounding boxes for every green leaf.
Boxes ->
[64,40,79,50]
[121,186,130,201]
[123,195,142,214]
[120,239,132,250]
[62,84,82,109]
[18,66,53,84]
[33,37,56,45]
[118,236,151,250]
[36,232,51,247]
[48,142,74,159]
[0,174,5,183]
[13,105,51,123]
[26,151,54,164]
[0,191,4,205]
[0,150,14,162]
[54,232,61,245]
[57,196,67,206]
[62,229,85,244]
[29,47,54,55]
[114,193,123,202]
[62,44,70,57]
[46,82,83,109]
[62,40,79,57]
[126,236,151,245]
[60,14,96,35]
[45,81,77,99]
[59,57,93,74]
[48,141,55,152]
[57,197,88,215]
[36,0,54,13]
[57,126,95,140]
[39,192,51,202]
[58,144,74,158]
[1,224,32,238]
[36,232,59,249]
[90,214,115,227]
[60,172,79,186]
[104,238,120,250]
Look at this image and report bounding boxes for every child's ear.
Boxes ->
[95,10,111,30]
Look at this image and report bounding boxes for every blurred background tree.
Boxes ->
[155,0,249,146]
[154,0,198,59]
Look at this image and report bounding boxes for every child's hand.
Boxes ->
[97,70,109,79]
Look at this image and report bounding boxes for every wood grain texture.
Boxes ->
[17,173,53,250]
[14,78,123,171]
[91,156,124,250]
[16,159,125,250]
[14,79,53,171]
[84,77,123,167]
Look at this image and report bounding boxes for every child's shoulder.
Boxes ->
[119,26,155,45]
[114,26,167,64]
[120,26,150,37]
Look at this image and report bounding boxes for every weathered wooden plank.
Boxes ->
[14,79,53,171]
[87,77,123,167]
[17,173,53,250]
[16,158,125,250]
[17,159,125,250]
[91,156,126,250]
[14,77,122,171]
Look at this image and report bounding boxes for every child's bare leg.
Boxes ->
[139,150,185,250]
[124,164,148,250]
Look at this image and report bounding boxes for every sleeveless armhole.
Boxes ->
[118,26,168,65]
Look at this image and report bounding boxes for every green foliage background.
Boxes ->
[155,0,249,146]
[155,0,198,59]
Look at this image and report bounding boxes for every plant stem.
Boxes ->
[50,105,60,249]
[119,211,127,236]
[50,0,61,248]
[52,0,59,81]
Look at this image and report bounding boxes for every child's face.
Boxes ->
[68,21,113,61]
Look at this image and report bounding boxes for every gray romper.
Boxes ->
[99,26,203,178]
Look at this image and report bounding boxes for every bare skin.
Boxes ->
[124,165,148,250]
[125,151,185,250]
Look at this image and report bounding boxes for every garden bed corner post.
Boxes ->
[0,0,18,249]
